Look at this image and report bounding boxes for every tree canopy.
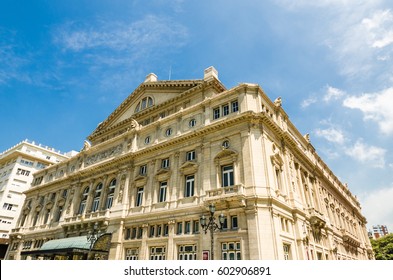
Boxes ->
[371,233,393,260]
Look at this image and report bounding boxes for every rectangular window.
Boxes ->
[137,227,143,239]
[78,201,86,214]
[139,165,147,175]
[222,165,234,187]
[222,216,228,230]
[223,104,230,116]
[185,221,191,234]
[150,246,166,260]
[231,216,238,229]
[156,225,162,237]
[186,150,196,161]
[231,100,239,112]
[222,242,241,260]
[193,220,200,233]
[149,225,155,238]
[125,228,131,240]
[177,222,183,235]
[91,198,100,212]
[55,206,63,222]
[43,210,50,224]
[131,227,137,239]
[164,224,169,236]
[3,203,13,211]
[161,158,170,169]
[213,107,220,119]
[136,187,144,207]
[158,181,167,203]
[283,244,291,260]
[125,248,139,260]
[185,175,195,197]
[178,245,197,260]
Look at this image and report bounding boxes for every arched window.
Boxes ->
[91,183,103,212]
[135,96,154,113]
[106,179,117,209]
[78,186,89,214]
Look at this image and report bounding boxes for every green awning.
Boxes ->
[39,236,91,251]
[21,233,112,256]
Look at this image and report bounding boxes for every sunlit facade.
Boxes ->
[0,140,74,258]
[5,67,373,260]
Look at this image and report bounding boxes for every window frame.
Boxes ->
[213,107,220,119]
[186,150,196,161]
[161,158,170,169]
[158,181,167,203]
[222,165,234,187]
[184,175,195,197]
[136,187,144,207]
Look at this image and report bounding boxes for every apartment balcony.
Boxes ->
[341,228,361,247]
[63,209,110,231]
[307,207,326,228]
[205,184,246,207]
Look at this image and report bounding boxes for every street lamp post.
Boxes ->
[87,222,99,259]
[200,204,225,260]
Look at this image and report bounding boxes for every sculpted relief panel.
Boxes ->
[85,144,124,167]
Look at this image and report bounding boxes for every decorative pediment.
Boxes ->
[87,79,205,143]
[155,168,171,181]
[134,174,147,181]
[134,174,147,187]
[214,149,238,165]
[179,161,199,174]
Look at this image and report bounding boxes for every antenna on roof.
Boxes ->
[168,65,172,80]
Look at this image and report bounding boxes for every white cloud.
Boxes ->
[323,85,345,102]
[315,127,346,144]
[301,96,317,108]
[301,85,345,108]
[359,186,393,232]
[345,139,386,168]
[54,15,188,54]
[343,87,393,135]
[0,28,31,85]
[362,9,393,49]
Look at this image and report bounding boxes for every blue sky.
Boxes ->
[1,0,393,232]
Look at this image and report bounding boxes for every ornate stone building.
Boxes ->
[5,67,373,260]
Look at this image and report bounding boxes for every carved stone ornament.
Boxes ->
[117,174,126,203]
[81,140,92,152]
[274,96,282,107]
[129,119,140,130]
[85,144,123,166]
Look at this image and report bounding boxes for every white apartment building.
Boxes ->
[0,140,76,257]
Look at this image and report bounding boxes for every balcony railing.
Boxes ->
[64,209,110,225]
[206,184,245,199]
[307,207,326,228]
[341,228,361,247]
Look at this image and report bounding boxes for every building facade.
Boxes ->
[370,225,389,239]
[6,67,373,260]
[0,140,75,258]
